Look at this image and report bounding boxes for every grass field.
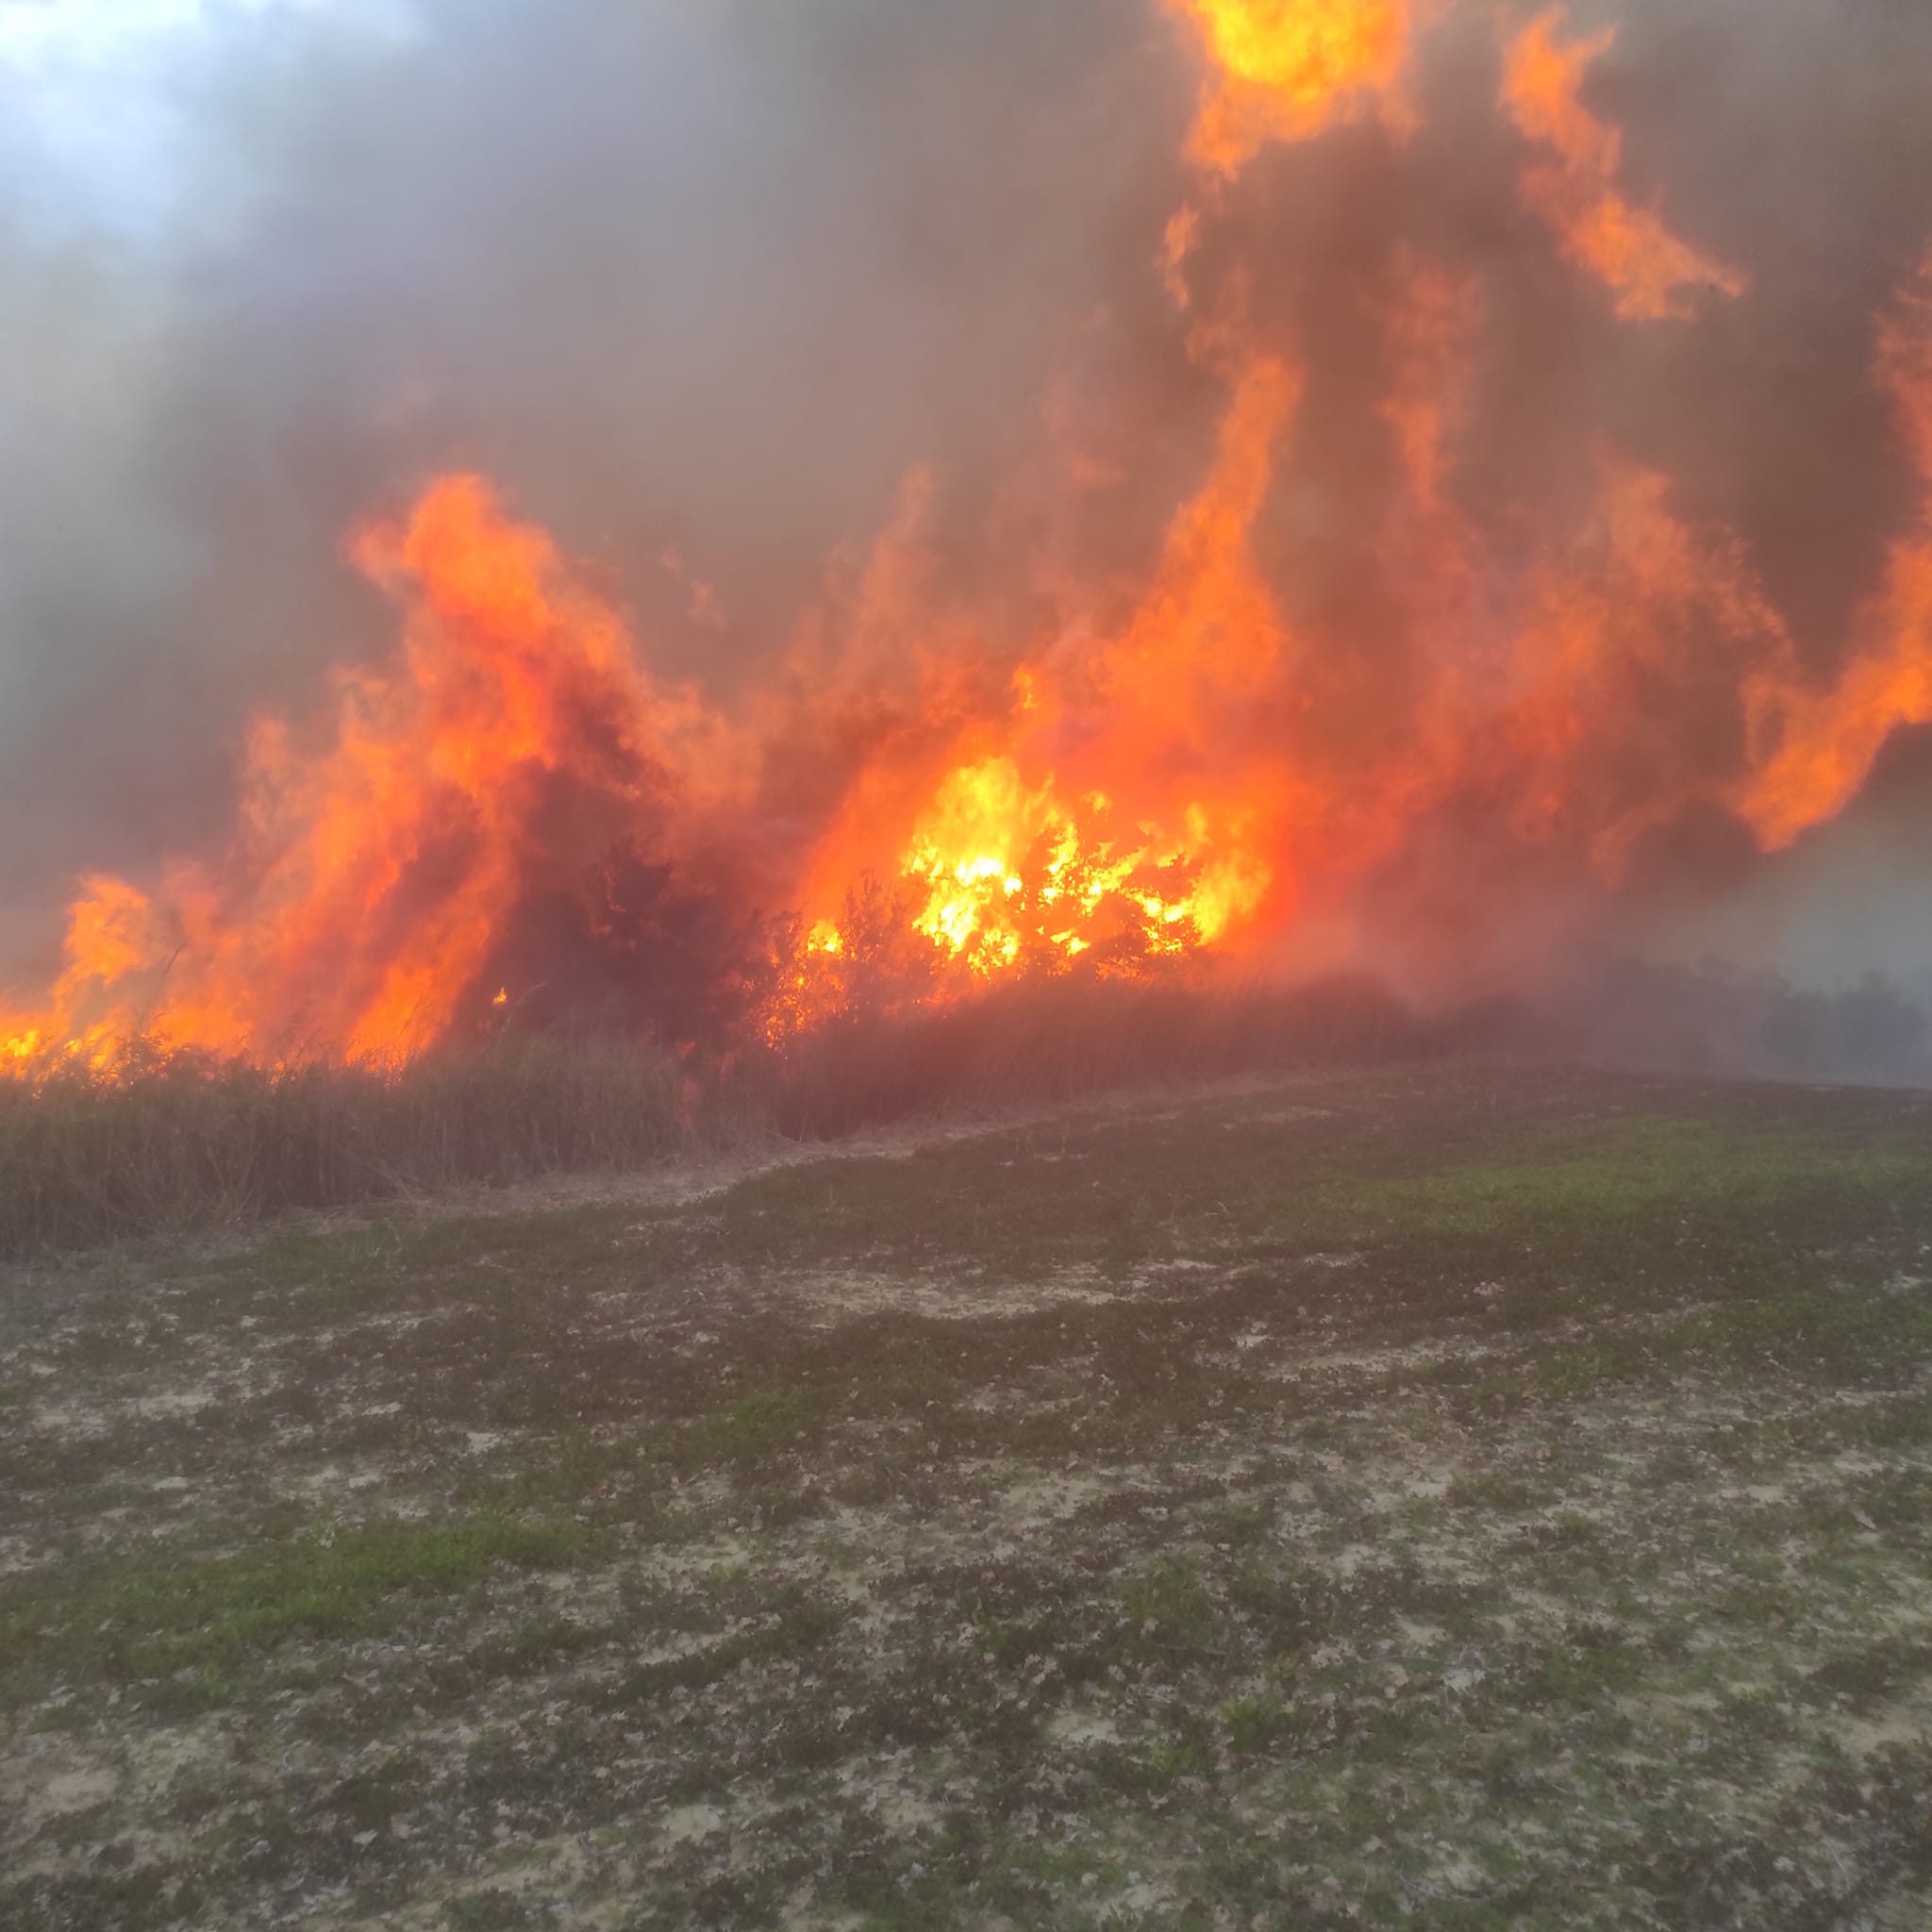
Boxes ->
[5,1061,1932,1929]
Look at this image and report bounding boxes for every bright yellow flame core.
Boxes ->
[1175,0,1413,171]
[900,756,1268,976]
[1188,0,1404,92]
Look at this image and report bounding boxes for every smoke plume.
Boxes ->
[5,0,1932,1069]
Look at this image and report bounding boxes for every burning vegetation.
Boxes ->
[5,1,1932,1084]
[11,18,1932,1919]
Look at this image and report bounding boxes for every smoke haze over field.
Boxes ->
[0,0,1180,911]
[5,0,1932,1066]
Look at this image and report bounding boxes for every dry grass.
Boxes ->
[752,973,1433,1138]
[0,975,1438,1258]
[0,1037,689,1257]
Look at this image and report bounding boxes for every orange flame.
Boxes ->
[3,477,740,1073]
[788,341,1301,994]
[1502,7,1747,322]
[1735,254,1932,847]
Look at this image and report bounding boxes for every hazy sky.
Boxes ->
[1,0,411,228]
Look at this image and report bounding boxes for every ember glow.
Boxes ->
[6,0,1932,1075]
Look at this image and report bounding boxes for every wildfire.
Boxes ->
[898,758,1252,974]
[2,478,742,1074]
[5,3,1930,1081]
[1735,254,1932,847]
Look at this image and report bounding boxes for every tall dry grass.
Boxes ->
[0,973,1441,1257]
[0,1037,689,1257]
[750,974,1435,1138]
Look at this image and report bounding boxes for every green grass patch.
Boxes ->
[0,1512,594,1712]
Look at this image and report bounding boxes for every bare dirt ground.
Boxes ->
[6,1061,1932,1930]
